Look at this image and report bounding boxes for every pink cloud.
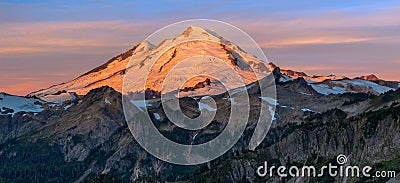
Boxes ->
[0,21,151,55]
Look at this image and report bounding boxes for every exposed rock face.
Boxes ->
[1,82,399,182]
[280,69,347,83]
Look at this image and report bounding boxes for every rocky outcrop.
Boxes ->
[359,74,380,81]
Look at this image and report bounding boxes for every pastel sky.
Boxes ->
[1,0,400,95]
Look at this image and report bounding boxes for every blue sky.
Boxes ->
[2,0,397,22]
[1,0,400,95]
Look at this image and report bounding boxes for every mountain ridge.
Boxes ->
[1,74,399,182]
[18,26,399,104]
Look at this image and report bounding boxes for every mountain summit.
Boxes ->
[179,26,220,39]
[359,74,380,81]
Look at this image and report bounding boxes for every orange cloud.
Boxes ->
[0,81,49,96]
[259,37,371,48]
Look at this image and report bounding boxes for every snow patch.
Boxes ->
[39,92,76,104]
[191,132,200,145]
[64,103,73,110]
[259,96,279,105]
[153,113,161,120]
[268,106,276,121]
[104,98,111,105]
[279,75,294,83]
[192,132,199,141]
[301,108,314,112]
[198,102,216,111]
[299,92,313,96]
[48,104,57,107]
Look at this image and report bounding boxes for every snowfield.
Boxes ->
[310,84,346,95]
[198,102,217,111]
[0,93,44,116]
[311,79,394,95]
[39,92,76,104]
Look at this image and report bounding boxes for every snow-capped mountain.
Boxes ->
[29,26,273,102]
[26,26,399,103]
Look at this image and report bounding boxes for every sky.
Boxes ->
[1,0,400,95]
